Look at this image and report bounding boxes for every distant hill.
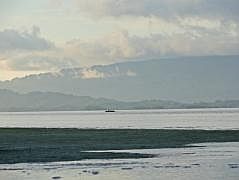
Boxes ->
[0,89,239,112]
[0,55,239,102]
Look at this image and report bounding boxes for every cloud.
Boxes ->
[59,0,239,59]
[6,55,78,71]
[73,0,239,19]
[80,68,105,79]
[63,23,239,64]
[0,26,72,72]
[1,23,238,74]
[63,30,161,65]
[0,26,54,52]
[80,67,137,79]
[59,65,137,79]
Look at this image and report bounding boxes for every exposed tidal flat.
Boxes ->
[0,129,239,179]
[0,128,239,164]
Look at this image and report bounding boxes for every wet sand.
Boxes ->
[0,128,239,179]
[0,142,239,180]
[0,128,239,164]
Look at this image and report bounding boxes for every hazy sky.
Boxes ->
[0,0,239,80]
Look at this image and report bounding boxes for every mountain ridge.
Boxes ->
[0,55,239,102]
[1,89,239,112]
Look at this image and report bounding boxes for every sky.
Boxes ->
[0,0,239,80]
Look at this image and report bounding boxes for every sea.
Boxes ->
[0,108,239,130]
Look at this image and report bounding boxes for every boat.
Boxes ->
[105,108,115,112]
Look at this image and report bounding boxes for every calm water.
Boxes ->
[0,108,239,129]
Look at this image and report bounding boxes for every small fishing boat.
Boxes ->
[105,108,115,112]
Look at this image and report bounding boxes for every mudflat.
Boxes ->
[0,128,239,164]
